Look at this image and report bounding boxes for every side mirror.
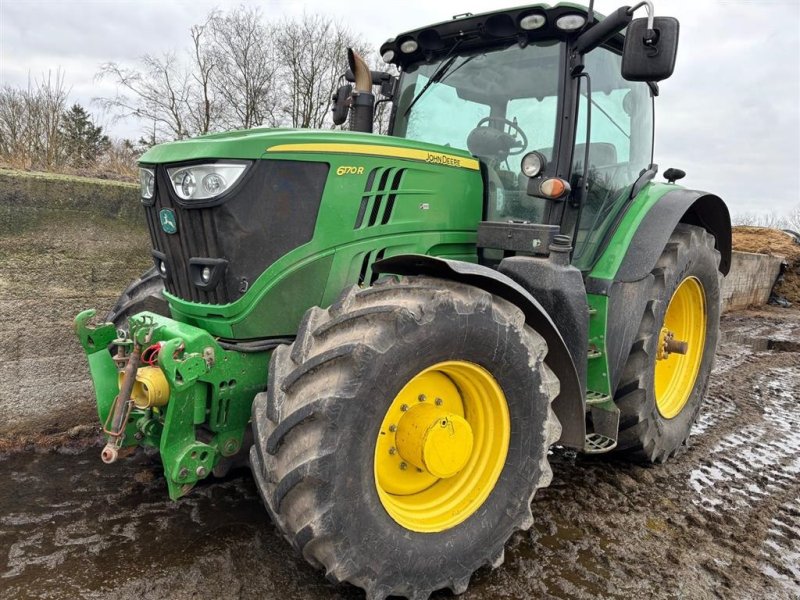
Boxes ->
[621,16,679,82]
[331,84,352,126]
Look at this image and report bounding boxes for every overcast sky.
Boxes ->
[1,0,799,216]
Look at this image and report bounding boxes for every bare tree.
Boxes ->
[36,70,69,168]
[0,70,68,169]
[732,212,790,229]
[0,86,29,166]
[93,7,387,141]
[98,138,141,179]
[208,6,279,130]
[786,205,800,232]
[97,53,194,142]
[275,14,369,129]
[186,16,219,136]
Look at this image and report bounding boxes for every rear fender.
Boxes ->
[606,189,731,284]
[587,188,731,395]
[374,254,585,449]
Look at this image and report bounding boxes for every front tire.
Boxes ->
[105,266,168,330]
[614,224,721,462]
[250,276,561,599]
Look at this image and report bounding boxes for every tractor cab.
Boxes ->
[379,2,677,270]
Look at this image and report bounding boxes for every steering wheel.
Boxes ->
[474,116,528,156]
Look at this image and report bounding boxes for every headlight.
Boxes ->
[521,151,546,178]
[400,39,418,53]
[519,14,546,30]
[167,163,248,201]
[139,168,155,200]
[555,14,586,31]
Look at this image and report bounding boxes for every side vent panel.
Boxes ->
[354,167,406,230]
[354,168,379,229]
[357,248,389,286]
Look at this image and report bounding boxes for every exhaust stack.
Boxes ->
[347,48,374,133]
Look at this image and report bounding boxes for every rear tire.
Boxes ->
[614,224,721,462]
[250,276,561,599]
[105,267,168,330]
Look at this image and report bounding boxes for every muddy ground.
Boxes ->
[1,307,799,600]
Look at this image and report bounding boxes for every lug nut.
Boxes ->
[418,394,426,402]
[400,404,409,412]
[399,462,408,470]
[435,398,443,406]
[388,424,397,432]
[389,447,396,455]
[178,467,189,480]
[196,466,207,478]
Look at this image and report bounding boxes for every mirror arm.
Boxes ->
[575,6,633,55]
[628,1,656,39]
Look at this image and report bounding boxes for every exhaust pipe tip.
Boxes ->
[347,48,372,93]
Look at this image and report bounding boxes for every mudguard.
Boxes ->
[374,254,585,449]
[609,189,731,284]
[586,187,731,395]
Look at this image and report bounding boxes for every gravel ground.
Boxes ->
[1,307,798,600]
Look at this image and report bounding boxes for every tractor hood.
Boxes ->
[139,129,478,171]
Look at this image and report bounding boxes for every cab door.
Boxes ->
[569,46,654,271]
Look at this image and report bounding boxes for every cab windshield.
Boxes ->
[392,41,562,222]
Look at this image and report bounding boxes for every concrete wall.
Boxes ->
[0,172,786,441]
[0,170,151,441]
[721,251,784,313]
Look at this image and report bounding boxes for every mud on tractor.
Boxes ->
[75,2,730,598]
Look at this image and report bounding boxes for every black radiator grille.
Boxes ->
[143,159,329,305]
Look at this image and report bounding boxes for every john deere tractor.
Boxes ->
[75,2,730,598]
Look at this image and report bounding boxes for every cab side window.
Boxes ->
[572,46,654,270]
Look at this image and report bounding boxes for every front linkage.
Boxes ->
[75,310,270,499]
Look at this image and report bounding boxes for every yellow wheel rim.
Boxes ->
[654,276,707,419]
[374,361,510,533]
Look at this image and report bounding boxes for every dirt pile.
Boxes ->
[732,226,800,304]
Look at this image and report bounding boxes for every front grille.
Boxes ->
[143,159,329,304]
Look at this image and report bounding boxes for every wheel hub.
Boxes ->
[657,327,690,360]
[395,403,474,479]
[373,361,510,533]
[654,276,707,419]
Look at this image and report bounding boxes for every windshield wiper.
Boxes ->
[403,56,458,117]
[402,41,467,118]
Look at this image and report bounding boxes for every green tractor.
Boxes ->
[75,2,730,598]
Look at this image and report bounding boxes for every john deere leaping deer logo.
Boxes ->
[159,209,177,234]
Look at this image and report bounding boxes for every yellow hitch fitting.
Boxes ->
[122,366,170,409]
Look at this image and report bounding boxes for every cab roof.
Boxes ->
[380,3,621,69]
